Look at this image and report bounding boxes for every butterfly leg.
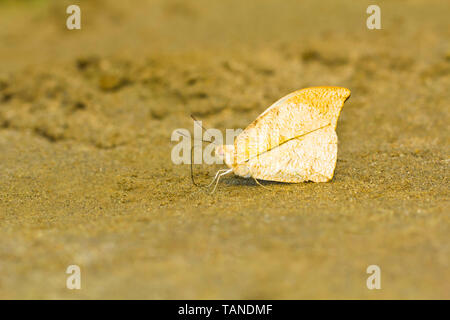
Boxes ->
[210,169,233,194]
[206,169,230,187]
[252,177,270,190]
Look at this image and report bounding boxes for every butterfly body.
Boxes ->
[215,86,351,183]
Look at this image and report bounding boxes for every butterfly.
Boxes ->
[206,86,351,192]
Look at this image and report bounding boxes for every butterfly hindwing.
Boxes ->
[245,126,338,182]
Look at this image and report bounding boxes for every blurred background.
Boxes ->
[0,0,448,299]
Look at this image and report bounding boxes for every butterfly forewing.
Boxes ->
[234,87,350,165]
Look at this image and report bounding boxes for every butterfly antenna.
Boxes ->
[190,145,204,187]
[190,144,224,188]
[191,114,209,131]
[180,114,223,188]
[176,130,213,144]
[178,130,211,187]
[191,114,218,146]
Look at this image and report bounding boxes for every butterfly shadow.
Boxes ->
[221,176,287,187]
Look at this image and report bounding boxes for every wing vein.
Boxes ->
[241,123,331,164]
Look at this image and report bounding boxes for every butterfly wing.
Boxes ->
[233,86,350,164]
[245,126,337,182]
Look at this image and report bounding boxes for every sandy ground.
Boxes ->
[0,0,449,299]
